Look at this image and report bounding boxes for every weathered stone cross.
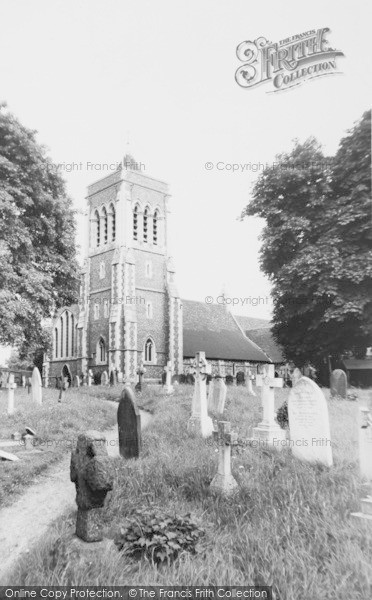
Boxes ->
[253,363,286,445]
[7,373,16,416]
[188,351,213,437]
[163,360,174,394]
[210,421,238,495]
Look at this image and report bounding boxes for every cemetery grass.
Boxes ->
[11,386,372,600]
[0,387,116,506]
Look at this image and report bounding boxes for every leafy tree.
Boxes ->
[0,104,79,358]
[242,111,372,380]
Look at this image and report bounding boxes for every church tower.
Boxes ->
[49,157,183,384]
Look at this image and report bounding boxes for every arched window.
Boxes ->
[71,314,74,357]
[55,328,58,359]
[109,203,116,241]
[144,338,155,363]
[146,302,153,319]
[133,205,138,240]
[65,312,69,357]
[97,338,106,363]
[60,316,64,357]
[143,207,148,243]
[153,210,158,245]
[94,210,100,246]
[102,207,108,244]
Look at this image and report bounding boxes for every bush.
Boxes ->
[179,374,186,384]
[225,374,234,385]
[276,400,289,429]
[114,506,205,565]
[236,371,245,386]
[93,372,101,385]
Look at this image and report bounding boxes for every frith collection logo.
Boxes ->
[235,28,344,92]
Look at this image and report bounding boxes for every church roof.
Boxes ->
[235,315,272,330]
[182,300,270,362]
[245,328,285,364]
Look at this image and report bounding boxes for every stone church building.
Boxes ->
[44,162,282,386]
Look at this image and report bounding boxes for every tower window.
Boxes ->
[99,261,105,279]
[95,210,100,246]
[71,314,74,357]
[146,302,153,319]
[144,338,155,363]
[102,207,108,244]
[94,303,99,320]
[109,203,116,241]
[55,328,58,359]
[153,210,158,245]
[60,316,64,357]
[145,261,152,278]
[133,205,138,240]
[104,299,109,318]
[65,312,69,357]
[143,208,148,243]
[97,337,106,363]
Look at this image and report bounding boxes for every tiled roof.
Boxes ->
[245,328,285,364]
[182,300,270,362]
[235,315,272,330]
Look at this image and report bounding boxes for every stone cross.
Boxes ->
[31,367,42,405]
[163,360,174,394]
[187,351,213,438]
[210,421,238,495]
[253,363,285,445]
[117,385,142,459]
[7,374,16,416]
[21,375,26,388]
[135,362,146,393]
[70,430,114,542]
[247,375,256,396]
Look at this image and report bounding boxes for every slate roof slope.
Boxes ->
[235,315,271,330]
[245,328,285,363]
[182,300,270,362]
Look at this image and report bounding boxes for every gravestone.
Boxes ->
[109,371,116,386]
[330,369,347,399]
[163,361,174,394]
[74,375,80,388]
[101,371,109,386]
[0,449,20,462]
[117,372,123,383]
[247,375,256,396]
[88,370,93,386]
[135,362,146,393]
[70,430,114,542]
[31,367,42,405]
[187,352,214,438]
[207,377,227,415]
[288,377,333,467]
[351,407,372,526]
[210,421,238,495]
[27,376,32,394]
[7,373,16,416]
[358,407,372,481]
[21,375,26,388]
[117,385,142,459]
[253,363,286,446]
[291,368,302,386]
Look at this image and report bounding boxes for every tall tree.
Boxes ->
[242,111,372,378]
[0,105,79,357]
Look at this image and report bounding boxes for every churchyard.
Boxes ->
[1,365,371,599]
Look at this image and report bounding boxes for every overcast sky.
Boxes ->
[0,0,371,363]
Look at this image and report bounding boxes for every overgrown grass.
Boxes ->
[8,385,372,599]
[0,386,117,505]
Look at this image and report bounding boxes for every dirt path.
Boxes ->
[0,405,152,584]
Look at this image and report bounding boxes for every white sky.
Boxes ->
[0,0,371,365]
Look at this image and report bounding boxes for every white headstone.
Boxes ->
[292,368,302,386]
[208,377,227,415]
[188,352,214,437]
[101,371,109,386]
[7,373,16,416]
[21,375,26,387]
[253,363,285,445]
[88,370,93,386]
[288,377,333,467]
[31,367,42,405]
[247,376,256,396]
[74,375,80,387]
[359,407,372,481]
[117,372,124,383]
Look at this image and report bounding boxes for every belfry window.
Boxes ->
[102,207,108,244]
[143,208,149,243]
[133,205,138,240]
[109,203,116,241]
[95,210,100,246]
[153,210,158,245]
